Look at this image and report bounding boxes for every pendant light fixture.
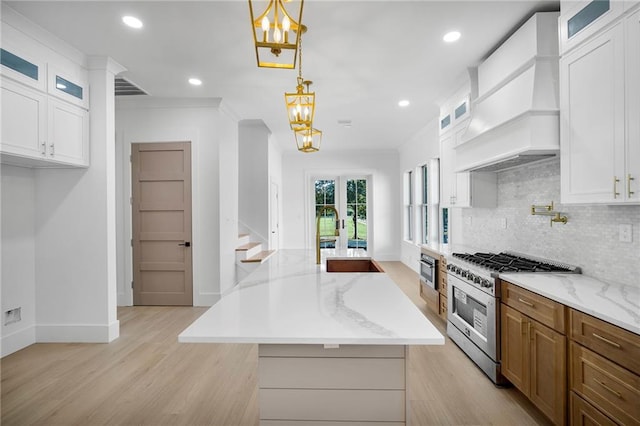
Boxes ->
[248,0,305,69]
[284,33,315,132]
[294,126,322,153]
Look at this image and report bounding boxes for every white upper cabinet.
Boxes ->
[440,118,497,208]
[560,5,639,204]
[0,18,90,168]
[559,0,627,55]
[439,89,471,136]
[1,77,47,159]
[625,8,640,202]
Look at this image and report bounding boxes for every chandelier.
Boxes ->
[285,78,315,132]
[248,0,305,69]
[294,126,322,153]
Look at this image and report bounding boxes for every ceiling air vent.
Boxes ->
[115,77,147,96]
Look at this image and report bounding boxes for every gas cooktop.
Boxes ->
[452,252,581,274]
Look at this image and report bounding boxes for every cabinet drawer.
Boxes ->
[570,391,617,426]
[570,309,640,376]
[570,342,640,426]
[439,295,448,320]
[439,273,448,297]
[501,281,566,333]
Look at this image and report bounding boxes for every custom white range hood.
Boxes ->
[456,12,560,173]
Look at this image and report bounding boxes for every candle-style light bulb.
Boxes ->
[261,16,270,42]
[273,27,281,43]
[304,107,310,120]
[295,104,301,121]
[282,16,290,43]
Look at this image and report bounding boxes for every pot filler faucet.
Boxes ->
[316,206,340,264]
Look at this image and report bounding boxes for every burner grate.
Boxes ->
[452,252,579,273]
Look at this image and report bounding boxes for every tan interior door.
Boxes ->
[132,142,193,306]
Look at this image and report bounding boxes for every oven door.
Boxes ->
[419,256,436,290]
[447,274,498,361]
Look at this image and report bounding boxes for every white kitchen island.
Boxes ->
[179,250,444,425]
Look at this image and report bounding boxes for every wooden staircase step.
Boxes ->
[241,250,276,263]
[235,242,261,251]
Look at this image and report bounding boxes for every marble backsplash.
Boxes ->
[459,158,640,287]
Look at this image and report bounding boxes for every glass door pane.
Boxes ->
[315,179,339,249]
[346,178,367,249]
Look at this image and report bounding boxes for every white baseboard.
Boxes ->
[36,321,119,343]
[1,325,36,357]
[194,292,221,307]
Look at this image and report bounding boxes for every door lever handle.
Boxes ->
[178,242,191,247]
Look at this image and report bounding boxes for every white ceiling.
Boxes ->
[6,0,560,152]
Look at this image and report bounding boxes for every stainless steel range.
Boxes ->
[446,251,580,385]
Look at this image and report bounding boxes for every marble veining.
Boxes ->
[499,272,640,335]
[179,250,444,345]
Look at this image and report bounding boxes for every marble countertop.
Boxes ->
[500,273,640,335]
[179,250,445,345]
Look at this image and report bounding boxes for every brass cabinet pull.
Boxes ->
[518,298,535,308]
[628,174,635,198]
[614,176,621,198]
[592,333,621,348]
[595,379,622,398]
[49,143,55,156]
[41,142,46,155]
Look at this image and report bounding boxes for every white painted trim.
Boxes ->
[1,325,36,357]
[1,4,87,67]
[87,56,127,75]
[195,293,221,307]
[36,321,119,343]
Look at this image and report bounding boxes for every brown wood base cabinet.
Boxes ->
[501,281,567,425]
[569,309,640,426]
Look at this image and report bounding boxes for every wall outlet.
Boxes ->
[619,224,632,243]
[499,218,507,229]
[4,307,21,325]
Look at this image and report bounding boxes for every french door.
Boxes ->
[312,176,369,252]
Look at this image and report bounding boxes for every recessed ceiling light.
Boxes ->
[443,31,461,43]
[188,78,202,86]
[398,100,410,107]
[122,16,143,29]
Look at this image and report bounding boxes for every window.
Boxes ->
[442,207,449,244]
[404,171,413,241]
[421,164,429,244]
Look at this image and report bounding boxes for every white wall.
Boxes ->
[218,104,240,295]
[397,119,440,272]
[1,166,37,356]
[281,149,400,261]
[238,121,270,243]
[34,59,122,344]
[115,98,238,306]
[268,134,283,250]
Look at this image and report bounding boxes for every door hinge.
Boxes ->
[131,281,134,289]
[130,197,133,205]
[130,239,133,247]
[129,154,132,162]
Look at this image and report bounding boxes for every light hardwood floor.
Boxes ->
[1,262,551,425]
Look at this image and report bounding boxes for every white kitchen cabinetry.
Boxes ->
[560,9,639,204]
[1,36,90,167]
[1,76,89,167]
[1,77,47,159]
[440,119,497,208]
[559,0,627,55]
